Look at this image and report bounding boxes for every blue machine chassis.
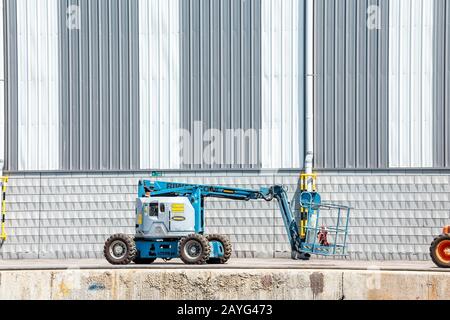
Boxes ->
[135,238,224,259]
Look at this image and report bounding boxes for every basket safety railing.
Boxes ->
[300,192,351,256]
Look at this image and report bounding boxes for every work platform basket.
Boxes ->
[299,192,351,256]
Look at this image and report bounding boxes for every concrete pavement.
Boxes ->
[0,257,447,272]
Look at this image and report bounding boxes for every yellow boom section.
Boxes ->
[299,173,317,238]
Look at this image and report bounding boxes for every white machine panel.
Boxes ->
[136,196,196,238]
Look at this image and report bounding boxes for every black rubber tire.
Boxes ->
[133,257,156,264]
[206,234,232,264]
[430,234,450,268]
[179,234,210,265]
[104,234,137,265]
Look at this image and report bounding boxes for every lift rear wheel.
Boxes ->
[206,234,232,264]
[179,234,210,265]
[430,234,450,268]
[104,234,137,265]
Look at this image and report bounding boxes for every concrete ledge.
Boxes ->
[0,268,448,300]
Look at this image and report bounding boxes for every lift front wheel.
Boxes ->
[430,234,450,268]
[104,234,137,265]
[179,234,211,265]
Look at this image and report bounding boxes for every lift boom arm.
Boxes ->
[138,180,306,256]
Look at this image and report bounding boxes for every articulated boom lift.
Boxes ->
[104,180,349,265]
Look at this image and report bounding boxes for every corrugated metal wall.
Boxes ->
[5,0,60,171]
[261,0,305,169]
[139,0,181,170]
[314,0,389,169]
[180,0,263,169]
[4,0,450,171]
[389,0,434,168]
[314,0,449,169]
[4,0,306,171]
[58,0,140,171]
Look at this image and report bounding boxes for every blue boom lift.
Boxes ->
[104,180,350,265]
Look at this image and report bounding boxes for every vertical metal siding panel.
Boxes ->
[388,0,400,167]
[313,0,324,169]
[159,0,170,169]
[292,0,303,169]
[432,0,444,167]
[28,0,38,170]
[80,0,90,170]
[37,0,48,170]
[387,0,434,168]
[421,0,433,168]
[210,0,221,169]
[16,0,59,171]
[324,0,335,169]
[180,0,191,167]
[345,0,357,168]
[149,0,160,169]
[398,0,411,167]
[9,0,138,172]
[69,0,80,171]
[190,0,200,169]
[271,0,282,168]
[334,0,345,168]
[316,0,391,169]
[17,0,29,171]
[200,0,210,168]
[109,0,119,170]
[190,0,197,168]
[261,0,271,168]
[139,0,150,169]
[366,0,378,169]
[5,0,18,171]
[48,0,59,170]
[231,0,240,167]
[378,0,389,168]
[129,0,140,170]
[119,0,130,170]
[202,0,209,167]
[140,0,180,170]
[356,0,367,168]
[89,0,100,170]
[273,0,304,169]
[181,0,267,169]
[281,0,292,168]
[220,0,231,169]
[242,0,251,168]
[99,0,110,170]
[168,0,180,170]
[58,0,139,171]
[59,0,70,170]
[410,0,422,167]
